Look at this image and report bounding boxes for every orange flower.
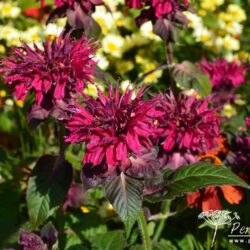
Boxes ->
[186,154,244,211]
[200,136,229,157]
[221,185,243,205]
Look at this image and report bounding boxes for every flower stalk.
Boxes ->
[138,210,151,250]
[153,199,171,241]
[58,121,65,157]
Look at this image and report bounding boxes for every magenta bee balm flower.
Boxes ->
[55,0,103,12]
[126,0,148,8]
[200,58,246,90]
[65,85,158,169]
[152,0,189,19]
[0,32,96,111]
[156,91,221,153]
[125,0,189,41]
[126,0,189,23]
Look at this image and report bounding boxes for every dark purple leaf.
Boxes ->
[81,163,112,190]
[66,4,101,37]
[153,18,180,42]
[27,104,50,130]
[122,148,161,179]
[40,222,58,249]
[47,5,67,24]
[26,155,73,228]
[103,172,144,222]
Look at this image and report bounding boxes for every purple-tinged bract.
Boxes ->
[19,231,45,250]
[0,31,96,111]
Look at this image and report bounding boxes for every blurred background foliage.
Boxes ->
[0,0,250,249]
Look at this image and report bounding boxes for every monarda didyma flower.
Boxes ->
[126,0,189,24]
[39,0,103,11]
[65,85,160,177]
[0,31,96,111]
[126,0,189,41]
[155,91,221,153]
[54,0,103,11]
[200,58,246,91]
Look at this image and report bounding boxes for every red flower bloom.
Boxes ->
[0,32,96,111]
[126,0,148,8]
[187,184,243,211]
[126,0,189,24]
[156,91,220,153]
[65,85,159,169]
[200,58,246,90]
[23,7,43,20]
[54,0,103,12]
[152,0,188,19]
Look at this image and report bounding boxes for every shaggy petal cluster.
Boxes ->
[126,0,189,23]
[66,85,159,169]
[156,91,220,153]
[200,58,246,90]
[0,32,96,110]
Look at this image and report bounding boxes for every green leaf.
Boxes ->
[172,61,212,96]
[163,162,249,199]
[66,211,108,239]
[0,182,20,247]
[26,155,73,228]
[103,172,143,222]
[203,12,220,29]
[130,245,144,250]
[66,245,89,250]
[90,230,126,250]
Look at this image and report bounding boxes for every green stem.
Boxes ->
[165,43,174,65]
[206,229,212,250]
[165,43,178,96]
[153,200,171,241]
[138,210,151,250]
[58,121,65,157]
[56,207,65,250]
